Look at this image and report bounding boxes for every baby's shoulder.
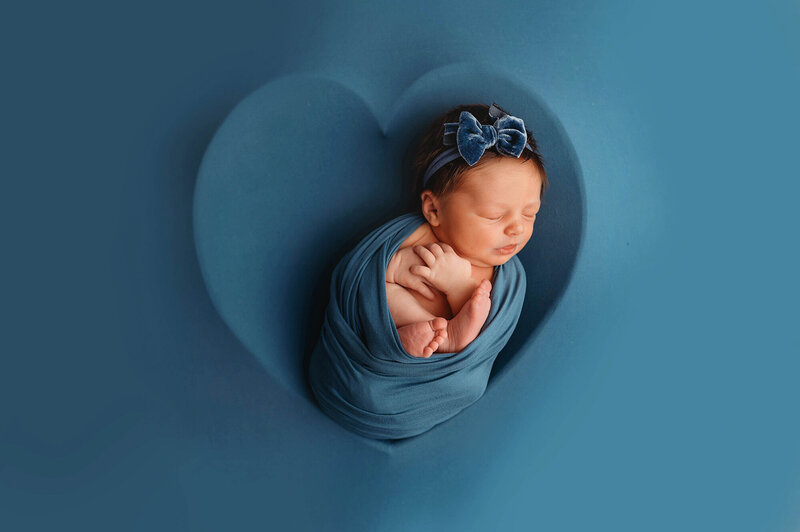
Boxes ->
[398,220,435,250]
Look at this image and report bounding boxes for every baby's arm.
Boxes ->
[411,243,479,315]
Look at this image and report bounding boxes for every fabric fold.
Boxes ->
[308,212,526,440]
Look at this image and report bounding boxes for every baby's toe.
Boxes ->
[431,317,448,331]
[476,279,492,296]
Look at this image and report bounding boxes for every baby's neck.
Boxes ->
[471,263,496,284]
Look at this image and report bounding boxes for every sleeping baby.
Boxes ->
[308,102,549,440]
[385,103,548,358]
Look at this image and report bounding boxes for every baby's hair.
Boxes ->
[408,103,548,212]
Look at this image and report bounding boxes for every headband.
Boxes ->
[422,103,534,187]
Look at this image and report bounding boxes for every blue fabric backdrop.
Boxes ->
[2,1,799,530]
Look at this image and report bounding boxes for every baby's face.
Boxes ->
[426,157,543,268]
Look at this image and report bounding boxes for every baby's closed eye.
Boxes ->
[481,213,537,222]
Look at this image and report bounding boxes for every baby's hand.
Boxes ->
[386,246,438,300]
[410,243,472,295]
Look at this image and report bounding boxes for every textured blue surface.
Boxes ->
[2,0,799,530]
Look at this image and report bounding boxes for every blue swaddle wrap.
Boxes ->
[308,212,526,440]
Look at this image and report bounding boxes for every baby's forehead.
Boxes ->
[453,185,537,208]
[457,174,538,196]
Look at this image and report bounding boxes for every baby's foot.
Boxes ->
[397,317,449,358]
[436,279,492,353]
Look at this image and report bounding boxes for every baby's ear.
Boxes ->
[420,191,440,226]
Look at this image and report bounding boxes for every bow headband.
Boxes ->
[422,103,534,187]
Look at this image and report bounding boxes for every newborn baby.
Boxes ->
[309,102,549,439]
[386,154,544,358]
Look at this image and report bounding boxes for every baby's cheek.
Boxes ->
[521,230,533,247]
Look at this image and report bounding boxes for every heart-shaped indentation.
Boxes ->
[193,63,584,449]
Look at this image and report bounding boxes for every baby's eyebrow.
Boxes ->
[487,201,541,209]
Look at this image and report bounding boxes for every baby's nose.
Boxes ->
[506,221,523,235]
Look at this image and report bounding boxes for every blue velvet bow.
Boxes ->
[443,110,528,165]
[421,104,534,187]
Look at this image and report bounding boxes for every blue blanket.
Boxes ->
[308,212,526,440]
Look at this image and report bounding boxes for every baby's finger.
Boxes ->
[427,242,444,256]
[439,242,456,254]
[413,245,436,265]
[409,264,432,279]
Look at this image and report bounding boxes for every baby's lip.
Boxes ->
[496,243,518,253]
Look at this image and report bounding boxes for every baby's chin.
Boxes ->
[471,253,516,268]
[494,255,516,266]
